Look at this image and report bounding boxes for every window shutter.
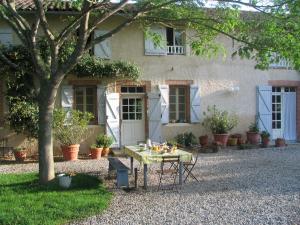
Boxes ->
[190,84,201,123]
[61,85,73,119]
[148,93,162,142]
[97,85,106,125]
[106,93,120,148]
[94,30,112,59]
[159,85,169,124]
[145,26,167,56]
[0,28,12,46]
[257,85,272,136]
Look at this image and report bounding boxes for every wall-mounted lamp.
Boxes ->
[228,86,240,94]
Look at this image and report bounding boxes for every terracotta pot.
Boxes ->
[14,150,27,162]
[227,137,238,146]
[275,138,286,147]
[62,144,80,161]
[262,137,270,147]
[90,147,103,159]
[247,132,260,145]
[213,134,229,146]
[199,135,209,147]
[102,147,110,157]
[231,134,243,145]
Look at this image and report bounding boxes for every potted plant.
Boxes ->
[275,138,286,147]
[90,134,105,159]
[95,134,114,157]
[13,147,27,162]
[199,135,209,147]
[247,122,260,145]
[53,109,93,161]
[202,105,238,146]
[231,133,243,145]
[261,131,270,147]
[57,172,76,189]
[175,132,197,148]
[227,137,238,146]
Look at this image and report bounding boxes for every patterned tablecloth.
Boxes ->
[124,145,193,165]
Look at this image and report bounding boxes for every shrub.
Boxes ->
[248,122,259,133]
[53,109,93,146]
[95,134,114,148]
[202,105,238,134]
[261,131,270,138]
[175,132,197,147]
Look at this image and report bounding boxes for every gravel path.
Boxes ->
[1,146,300,225]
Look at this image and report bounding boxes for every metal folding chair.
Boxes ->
[156,155,180,190]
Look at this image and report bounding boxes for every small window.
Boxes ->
[121,86,145,93]
[166,27,185,55]
[169,86,188,123]
[74,86,97,124]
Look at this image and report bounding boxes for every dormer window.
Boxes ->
[166,27,185,55]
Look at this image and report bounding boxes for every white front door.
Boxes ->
[121,96,145,146]
[272,87,296,140]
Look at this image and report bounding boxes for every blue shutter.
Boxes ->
[97,85,106,125]
[257,85,272,136]
[148,93,162,142]
[190,85,201,123]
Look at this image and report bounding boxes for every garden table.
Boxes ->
[124,146,193,189]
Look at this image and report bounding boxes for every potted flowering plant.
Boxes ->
[260,131,270,147]
[53,109,93,161]
[247,122,260,145]
[13,147,27,162]
[202,105,238,146]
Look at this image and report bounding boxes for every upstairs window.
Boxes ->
[166,27,185,55]
[74,86,97,124]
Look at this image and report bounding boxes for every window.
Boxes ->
[74,86,97,124]
[121,86,144,93]
[169,86,188,123]
[0,29,12,46]
[166,27,185,55]
[122,98,143,120]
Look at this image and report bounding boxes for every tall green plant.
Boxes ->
[202,105,238,134]
[53,109,93,146]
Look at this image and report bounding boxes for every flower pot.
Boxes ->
[199,135,209,147]
[262,137,270,147]
[57,174,72,189]
[62,144,80,161]
[90,147,103,159]
[102,147,110,157]
[232,134,243,145]
[213,134,229,146]
[14,150,27,162]
[247,132,260,145]
[275,138,286,147]
[227,137,238,146]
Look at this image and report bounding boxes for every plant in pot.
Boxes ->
[90,134,105,159]
[247,122,260,145]
[275,138,286,147]
[199,135,209,147]
[202,105,238,146]
[175,132,197,148]
[53,109,93,161]
[57,172,76,189]
[13,147,27,162]
[95,134,114,157]
[261,131,271,147]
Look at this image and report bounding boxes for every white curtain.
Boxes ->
[283,92,296,140]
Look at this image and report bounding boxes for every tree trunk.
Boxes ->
[38,85,57,184]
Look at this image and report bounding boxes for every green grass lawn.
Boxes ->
[0,173,112,225]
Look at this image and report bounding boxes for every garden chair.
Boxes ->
[156,155,180,190]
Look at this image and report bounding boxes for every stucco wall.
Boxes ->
[1,16,300,154]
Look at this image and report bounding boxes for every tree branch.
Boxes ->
[0,49,18,69]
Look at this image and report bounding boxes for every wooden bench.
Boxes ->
[108,157,129,188]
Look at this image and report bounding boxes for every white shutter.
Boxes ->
[0,28,12,46]
[148,93,162,142]
[61,85,73,119]
[97,85,106,125]
[257,85,272,136]
[145,26,167,56]
[106,93,120,148]
[94,30,112,59]
[159,85,169,124]
[190,85,201,123]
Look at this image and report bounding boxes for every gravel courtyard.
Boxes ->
[1,146,300,225]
